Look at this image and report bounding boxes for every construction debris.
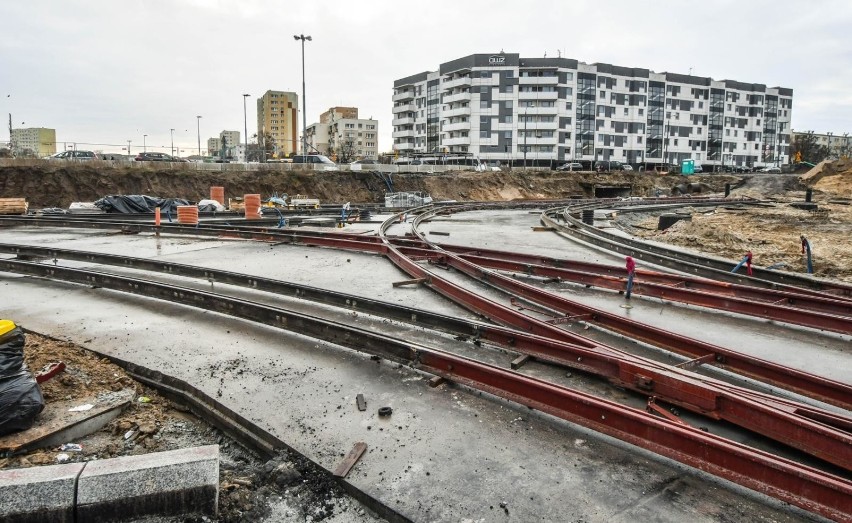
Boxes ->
[0,198,27,215]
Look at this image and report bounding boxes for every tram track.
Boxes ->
[0,256,850,521]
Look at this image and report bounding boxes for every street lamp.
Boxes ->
[127,140,131,157]
[242,94,250,162]
[294,34,312,155]
[170,128,175,157]
[196,116,202,157]
[143,134,147,153]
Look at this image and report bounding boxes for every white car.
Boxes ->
[622,164,634,171]
[45,150,97,161]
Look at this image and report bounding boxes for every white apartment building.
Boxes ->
[207,137,221,156]
[306,107,378,161]
[208,131,240,159]
[393,53,793,168]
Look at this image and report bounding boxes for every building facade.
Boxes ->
[306,107,378,161]
[392,53,793,168]
[257,90,298,158]
[11,127,56,157]
[207,137,221,156]
[791,130,851,158]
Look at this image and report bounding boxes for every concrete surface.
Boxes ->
[0,214,836,522]
[76,445,219,522]
[0,461,84,523]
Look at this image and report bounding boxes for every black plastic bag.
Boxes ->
[0,325,25,378]
[0,370,45,436]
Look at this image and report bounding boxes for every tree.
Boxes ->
[335,134,357,163]
[245,132,276,162]
[790,131,830,164]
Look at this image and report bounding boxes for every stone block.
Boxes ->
[0,462,84,523]
[76,445,219,522]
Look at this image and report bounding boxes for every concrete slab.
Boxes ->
[0,462,84,523]
[76,445,219,522]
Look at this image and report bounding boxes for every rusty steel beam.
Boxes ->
[458,252,852,334]
[1,258,849,520]
[435,243,852,315]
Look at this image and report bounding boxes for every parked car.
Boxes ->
[350,159,378,165]
[622,164,634,171]
[758,166,781,174]
[555,162,584,171]
[594,161,624,171]
[292,154,338,171]
[135,152,184,162]
[45,150,97,161]
[693,165,703,173]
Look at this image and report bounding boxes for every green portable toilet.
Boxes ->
[681,159,695,175]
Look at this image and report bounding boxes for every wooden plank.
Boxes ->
[332,442,368,478]
[392,278,427,288]
[356,393,366,411]
[428,376,446,388]
[531,226,554,232]
[511,355,531,370]
[428,231,451,236]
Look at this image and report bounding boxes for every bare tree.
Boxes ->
[790,131,830,164]
[335,135,356,163]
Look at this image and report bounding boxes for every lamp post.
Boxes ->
[170,128,175,157]
[196,116,202,157]
[293,34,312,155]
[143,134,147,153]
[127,140,131,157]
[242,94,250,162]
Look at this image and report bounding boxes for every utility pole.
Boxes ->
[294,34,312,155]
[127,140,131,157]
[242,94,250,162]
[196,115,202,157]
[143,134,147,153]
[170,129,175,157]
[523,110,528,170]
[8,114,13,156]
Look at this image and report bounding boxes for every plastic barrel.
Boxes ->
[210,186,225,206]
[244,194,262,220]
[176,205,199,225]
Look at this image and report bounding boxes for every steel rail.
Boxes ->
[545,207,852,298]
[1,258,849,521]
[433,243,852,317]
[402,207,852,412]
[377,213,852,472]
[454,252,852,334]
[7,245,851,470]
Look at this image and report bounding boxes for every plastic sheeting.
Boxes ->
[94,195,191,214]
[0,325,44,436]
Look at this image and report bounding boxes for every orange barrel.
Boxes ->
[244,194,262,220]
[176,205,199,225]
[210,186,225,206]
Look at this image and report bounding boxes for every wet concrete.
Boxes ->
[0,216,837,522]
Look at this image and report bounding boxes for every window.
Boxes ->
[504,101,513,109]
[566,101,573,110]
[480,100,490,109]
[480,130,490,138]
[637,136,643,143]
[480,86,489,94]
[600,90,606,99]
[624,108,628,116]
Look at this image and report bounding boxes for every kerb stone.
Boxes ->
[0,462,85,523]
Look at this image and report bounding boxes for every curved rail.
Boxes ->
[1,258,849,521]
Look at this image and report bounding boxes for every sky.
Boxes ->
[2,0,851,155]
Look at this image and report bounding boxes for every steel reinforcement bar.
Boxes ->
[1,258,849,521]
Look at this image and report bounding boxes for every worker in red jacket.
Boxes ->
[625,256,636,299]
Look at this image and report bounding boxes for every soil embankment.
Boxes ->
[0,162,739,209]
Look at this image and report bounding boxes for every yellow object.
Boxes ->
[0,320,17,337]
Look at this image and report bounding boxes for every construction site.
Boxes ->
[0,159,851,523]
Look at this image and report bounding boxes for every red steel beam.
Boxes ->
[459,253,852,334]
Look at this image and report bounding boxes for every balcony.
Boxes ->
[518,135,559,145]
[519,76,559,85]
[518,91,558,100]
[442,136,471,146]
[392,116,415,126]
[518,121,559,130]
[517,106,558,115]
[442,106,471,118]
[443,121,471,132]
[443,92,472,104]
[394,141,415,151]
[392,129,416,139]
[393,102,416,113]
[393,90,415,102]
[442,76,472,90]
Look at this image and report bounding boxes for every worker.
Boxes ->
[800,235,813,274]
[340,202,351,221]
[731,250,753,276]
[625,256,636,299]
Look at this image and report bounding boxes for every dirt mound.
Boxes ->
[629,203,852,282]
[0,162,740,209]
[729,174,806,199]
[801,157,852,186]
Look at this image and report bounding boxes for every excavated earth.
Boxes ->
[0,162,740,209]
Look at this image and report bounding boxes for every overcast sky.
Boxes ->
[2,0,851,155]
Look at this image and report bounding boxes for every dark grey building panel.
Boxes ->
[723,80,766,92]
[394,72,429,88]
[665,72,712,86]
[595,63,651,78]
[774,87,794,97]
[440,53,521,73]
[520,57,579,69]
